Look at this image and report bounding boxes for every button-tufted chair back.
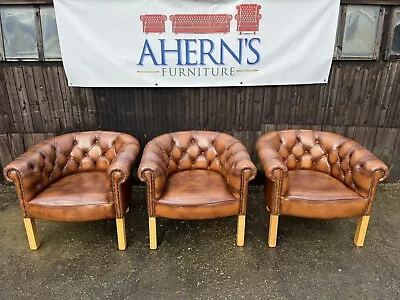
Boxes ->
[154,131,233,174]
[257,130,386,197]
[6,131,138,202]
[139,131,255,199]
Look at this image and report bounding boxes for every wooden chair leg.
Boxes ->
[149,217,157,250]
[354,216,370,247]
[236,215,246,247]
[268,214,279,248]
[23,218,40,250]
[116,218,127,251]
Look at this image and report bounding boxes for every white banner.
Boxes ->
[53,0,340,87]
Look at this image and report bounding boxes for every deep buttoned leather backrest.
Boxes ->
[6,131,137,202]
[276,130,349,174]
[36,131,135,178]
[258,130,387,197]
[139,130,256,201]
[148,131,241,177]
[53,131,135,173]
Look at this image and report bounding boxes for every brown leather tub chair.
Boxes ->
[138,131,257,249]
[4,131,140,251]
[256,130,389,248]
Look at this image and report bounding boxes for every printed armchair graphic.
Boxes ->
[138,131,256,249]
[235,4,262,34]
[140,14,168,34]
[170,14,233,34]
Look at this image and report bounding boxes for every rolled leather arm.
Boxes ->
[341,140,389,197]
[107,142,140,183]
[138,143,169,200]
[224,142,257,198]
[347,142,389,180]
[256,137,288,182]
[4,141,50,202]
[360,158,389,180]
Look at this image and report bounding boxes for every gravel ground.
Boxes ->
[0,183,399,299]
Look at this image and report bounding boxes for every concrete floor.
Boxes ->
[0,183,399,299]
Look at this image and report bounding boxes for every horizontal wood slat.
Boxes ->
[0,0,398,5]
[0,0,52,4]
[0,61,399,182]
[341,0,400,5]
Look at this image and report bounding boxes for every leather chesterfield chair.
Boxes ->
[256,130,389,248]
[4,131,140,251]
[138,131,257,249]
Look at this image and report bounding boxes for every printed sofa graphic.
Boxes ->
[170,14,233,34]
[140,4,262,34]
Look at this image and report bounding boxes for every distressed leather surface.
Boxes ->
[4,131,140,220]
[280,170,368,219]
[257,130,389,217]
[26,172,115,222]
[155,170,239,219]
[138,131,256,218]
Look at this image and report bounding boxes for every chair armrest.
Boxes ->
[138,143,169,200]
[351,149,389,182]
[224,142,257,199]
[107,140,140,218]
[107,142,140,184]
[354,156,389,182]
[256,138,288,182]
[342,140,389,197]
[4,141,51,203]
[256,134,289,215]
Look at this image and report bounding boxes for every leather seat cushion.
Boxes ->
[26,172,115,222]
[155,170,239,220]
[280,170,368,219]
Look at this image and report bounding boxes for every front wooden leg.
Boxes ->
[116,218,127,250]
[23,218,40,250]
[354,216,370,247]
[149,217,157,250]
[268,214,279,248]
[236,215,246,247]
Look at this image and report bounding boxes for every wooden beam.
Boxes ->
[0,0,398,5]
[149,217,157,250]
[268,214,279,248]
[236,215,246,247]
[116,218,127,251]
[341,0,400,5]
[0,0,53,4]
[23,218,40,250]
[354,216,370,247]
[34,7,44,61]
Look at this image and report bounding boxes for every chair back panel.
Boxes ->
[150,131,243,178]
[259,130,379,196]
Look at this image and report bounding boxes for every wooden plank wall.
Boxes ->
[0,61,399,182]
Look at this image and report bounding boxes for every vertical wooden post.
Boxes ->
[236,215,246,247]
[23,218,40,250]
[354,216,370,247]
[149,217,157,250]
[116,218,127,251]
[34,7,45,61]
[268,214,279,248]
